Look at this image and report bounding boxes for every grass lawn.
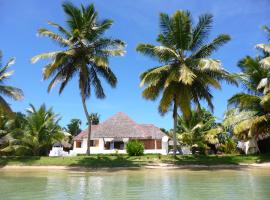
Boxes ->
[1,154,270,168]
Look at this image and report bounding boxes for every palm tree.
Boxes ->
[226,46,270,152]
[0,51,23,113]
[177,109,222,148]
[31,2,125,155]
[88,112,100,125]
[1,104,64,156]
[65,118,82,136]
[137,11,236,157]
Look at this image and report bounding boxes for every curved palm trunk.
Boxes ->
[81,94,91,155]
[173,101,178,158]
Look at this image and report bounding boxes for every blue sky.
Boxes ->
[0,0,269,130]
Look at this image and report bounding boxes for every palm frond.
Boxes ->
[190,13,213,50]
[256,44,270,54]
[0,96,12,113]
[0,86,23,100]
[37,28,71,47]
[191,34,230,59]
[31,51,62,64]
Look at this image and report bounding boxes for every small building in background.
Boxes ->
[69,112,169,155]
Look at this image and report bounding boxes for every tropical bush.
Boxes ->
[217,139,237,154]
[177,109,223,148]
[1,104,64,156]
[126,140,144,156]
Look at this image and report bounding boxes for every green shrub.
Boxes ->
[126,140,144,156]
[218,138,237,154]
[191,143,209,155]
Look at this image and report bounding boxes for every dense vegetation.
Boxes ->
[0,1,270,158]
[0,104,64,156]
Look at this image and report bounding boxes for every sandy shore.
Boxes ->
[1,162,270,171]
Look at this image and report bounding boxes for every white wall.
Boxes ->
[70,136,169,156]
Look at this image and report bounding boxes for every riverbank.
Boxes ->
[1,154,270,169]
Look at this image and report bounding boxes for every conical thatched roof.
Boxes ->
[74,112,166,140]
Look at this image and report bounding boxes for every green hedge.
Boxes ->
[126,140,144,156]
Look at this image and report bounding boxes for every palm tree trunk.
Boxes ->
[173,101,178,158]
[81,94,91,155]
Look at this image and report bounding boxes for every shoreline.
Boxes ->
[1,162,270,171]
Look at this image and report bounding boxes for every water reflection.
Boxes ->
[0,169,270,200]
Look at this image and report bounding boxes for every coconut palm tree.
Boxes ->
[1,104,64,156]
[0,51,23,113]
[137,11,236,157]
[31,2,125,155]
[226,47,270,151]
[65,118,82,136]
[88,112,100,125]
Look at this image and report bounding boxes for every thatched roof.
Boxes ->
[74,112,166,140]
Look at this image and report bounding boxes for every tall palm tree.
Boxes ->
[226,53,270,147]
[0,51,23,113]
[31,2,125,155]
[136,11,236,157]
[225,25,270,144]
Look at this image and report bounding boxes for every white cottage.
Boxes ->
[69,112,169,155]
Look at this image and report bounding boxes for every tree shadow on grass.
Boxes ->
[255,153,270,163]
[0,156,41,168]
[69,155,143,171]
[160,154,270,171]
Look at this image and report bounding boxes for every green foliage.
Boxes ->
[137,10,236,120]
[160,128,169,134]
[31,1,125,155]
[31,2,125,99]
[191,142,209,155]
[218,138,237,154]
[1,104,64,156]
[126,140,144,156]
[226,27,270,141]
[65,119,81,136]
[0,51,23,113]
[137,10,235,157]
[88,113,100,125]
[177,108,223,147]
[0,111,26,154]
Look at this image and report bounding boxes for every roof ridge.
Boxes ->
[116,113,147,136]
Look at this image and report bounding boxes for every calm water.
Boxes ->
[0,168,270,200]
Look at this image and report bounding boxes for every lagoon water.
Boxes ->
[0,168,270,200]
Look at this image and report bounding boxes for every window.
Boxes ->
[89,140,99,147]
[114,141,124,150]
[90,140,94,147]
[104,142,111,150]
[76,141,82,148]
